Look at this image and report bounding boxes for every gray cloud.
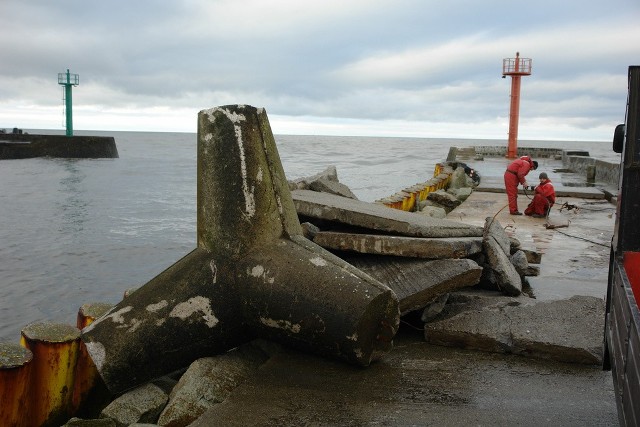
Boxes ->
[1,0,638,139]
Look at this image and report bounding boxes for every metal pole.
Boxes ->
[65,69,73,136]
[506,54,522,159]
[507,75,522,158]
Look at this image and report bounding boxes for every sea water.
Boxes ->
[0,131,618,342]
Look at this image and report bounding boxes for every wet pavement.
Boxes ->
[191,156,619,426]
[448,156,616,303]
[192,329,617,427]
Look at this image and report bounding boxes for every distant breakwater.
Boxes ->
[0,133,119,159]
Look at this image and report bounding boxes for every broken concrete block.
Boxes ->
[484,217,511,255]
[309,178,358,199]
[478,266,500,291]
[341,255,482,315]
[421,293,450,322]
[510,250,530,276]
[427,190,461,211]
[423,291,529,354]
[312,231,483,259]
[419,199,443,210]
[300,222,320,240]
[157,342,270,427]
[289,166,339,189]
[510,250,539,276]
[509,237,522,252]
[482,217,522,295]
[100,383,167,427]
[424,294,605,365]
[520,248,542,264]
[292,189,483,238]
[523,265,540,276]
[509,296,605,364]
[447,167,469,190]
[150,375,180,395]
[448,187,472,202]
[418,205,447,219]
[483,237,522,296]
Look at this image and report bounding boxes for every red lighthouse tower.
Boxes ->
[502,52,532,158]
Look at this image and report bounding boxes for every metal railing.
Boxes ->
[502,57,532,75]
[58,72,79,86]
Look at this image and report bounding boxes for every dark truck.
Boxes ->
[604,65,640,426]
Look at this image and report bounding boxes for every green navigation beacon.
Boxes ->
[58,69,79,136]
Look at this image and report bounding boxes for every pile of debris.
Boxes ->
[289,165,537,314]
[372,161,480,215]
[416,161,480,218]
[291,167,603,367]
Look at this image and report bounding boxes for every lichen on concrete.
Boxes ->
[169,296,219,328]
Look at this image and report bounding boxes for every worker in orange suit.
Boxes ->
[525,172,556,218]
[504,156,538,215]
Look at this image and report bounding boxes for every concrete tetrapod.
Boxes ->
[81,105,400,394]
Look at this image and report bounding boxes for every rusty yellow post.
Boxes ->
[0,343,33,427]
[419,185,429,201]
[21,322,81,427]
[76,302,113,330]
[73,303,113,414]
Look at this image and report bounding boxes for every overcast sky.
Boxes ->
[1,0,638,140]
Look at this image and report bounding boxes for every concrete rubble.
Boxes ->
[65,158,614,425]
[311,231,483,259]
[424,291,605,365]
[425,189,462,211]
[288,165,358,199]
[340,255,483,315]
[156,340,278,427]
[292,188,484,238]
[99,383,167,427]
[482,217,524,295]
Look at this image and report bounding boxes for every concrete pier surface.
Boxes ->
[191,156,619,426]
[449,156,616,303]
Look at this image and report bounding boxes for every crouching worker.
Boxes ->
[525,172,556,218]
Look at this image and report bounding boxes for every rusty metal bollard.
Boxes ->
[82,105,400,394]
[76,302,113,330]
[20,322,81,427]
[73,303,113,415]
[0,342,33,427]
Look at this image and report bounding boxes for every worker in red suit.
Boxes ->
[525,172,556,218]
[504,156,538,215]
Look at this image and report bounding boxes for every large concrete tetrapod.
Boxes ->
[81,105,400,394]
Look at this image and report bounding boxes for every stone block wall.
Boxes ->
[563,155,619,187]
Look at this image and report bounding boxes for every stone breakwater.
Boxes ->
[0,133,119,159]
